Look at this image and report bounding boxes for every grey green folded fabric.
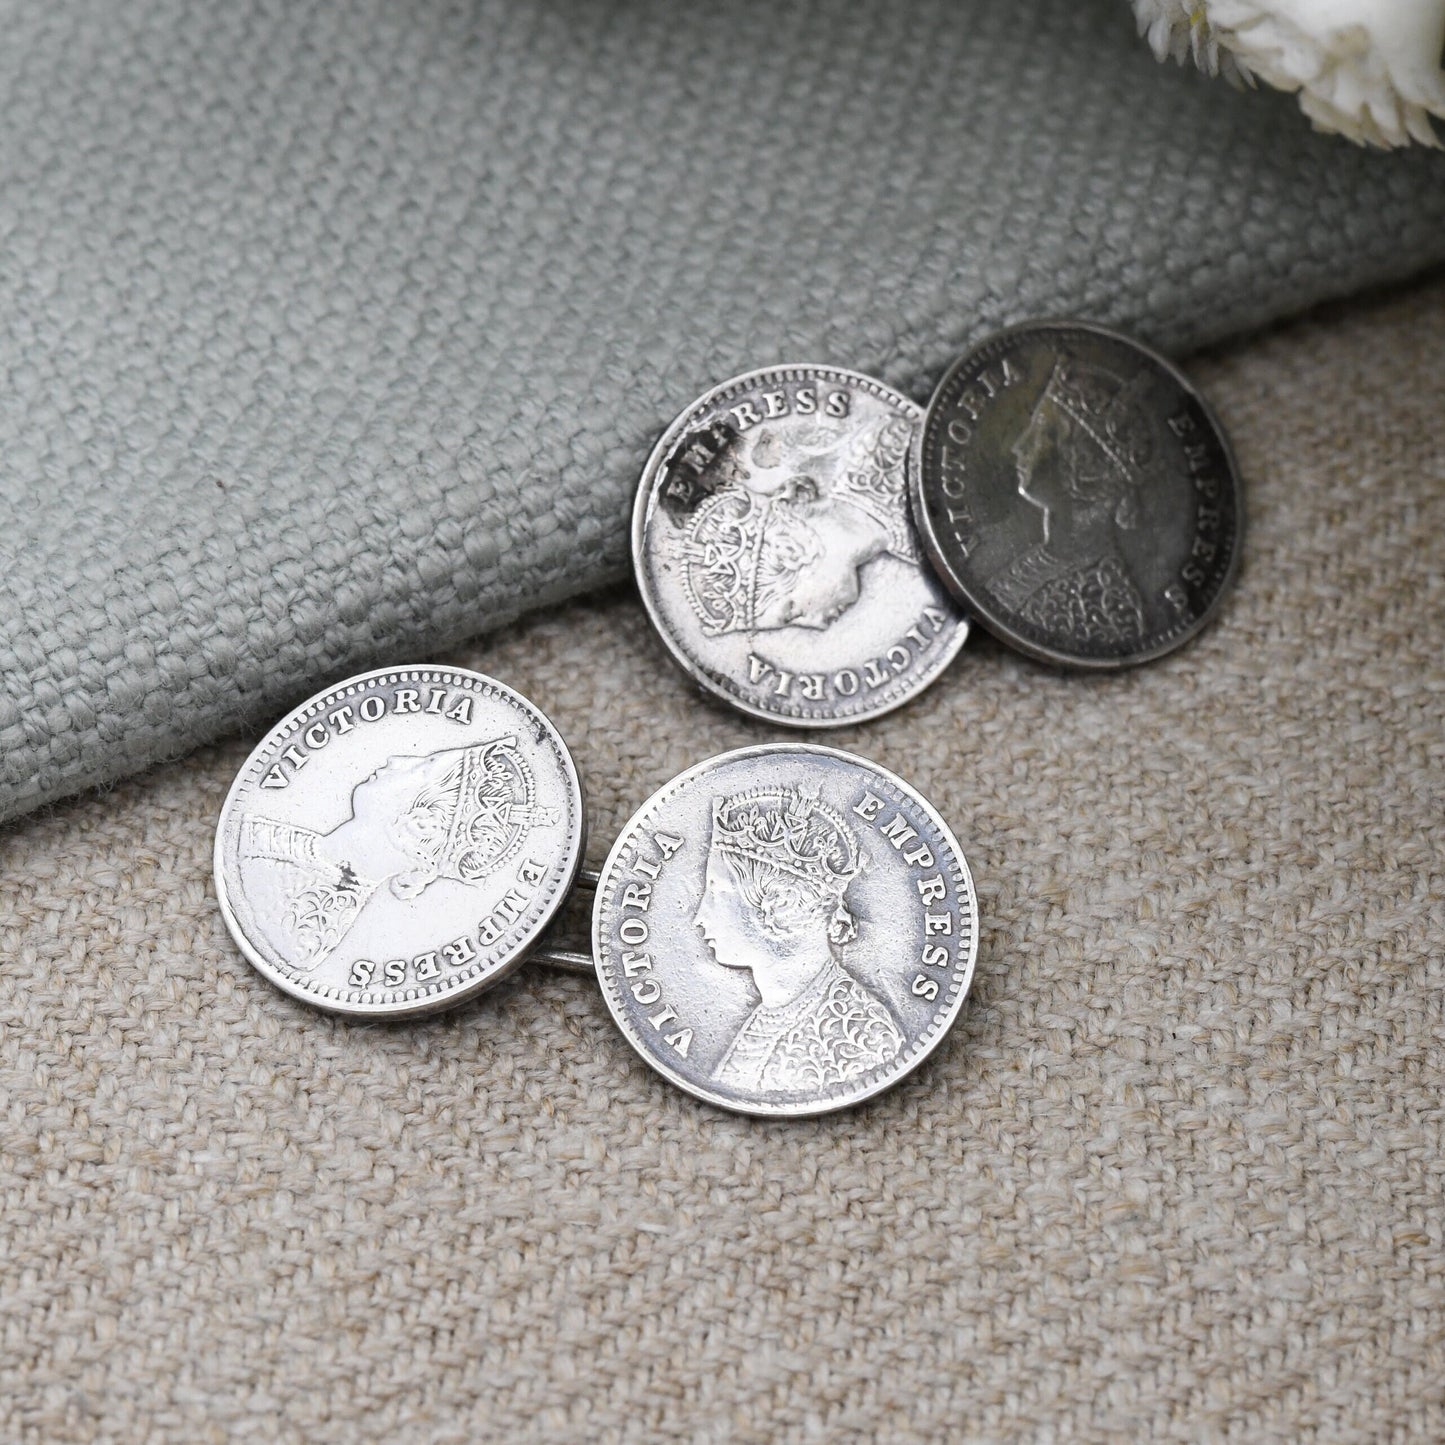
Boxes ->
[0,0,1442,824]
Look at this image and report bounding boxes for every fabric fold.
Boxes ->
[1,0,1442,823]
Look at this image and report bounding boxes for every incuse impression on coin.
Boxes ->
[911,320,1241,669]
[591,744,978,1117]
[214,666,585,1018]
[633,365,969,726]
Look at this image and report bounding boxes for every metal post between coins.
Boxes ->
[530,868,599,974]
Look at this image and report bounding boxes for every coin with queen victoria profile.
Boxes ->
[911,320,1242,669]
[214,666,585,1018]
[591,744,978,1117]
[633,366,969,726]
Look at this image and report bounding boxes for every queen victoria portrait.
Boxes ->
[694,784,904,1094]
[239,737,556,972]
[986,356,1156,648]
[682,413,921,637]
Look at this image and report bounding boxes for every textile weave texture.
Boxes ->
[1,278,1442,1441]
[0,0,1444,822]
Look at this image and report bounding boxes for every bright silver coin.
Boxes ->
[633,366,969,727]
[214,666,585,1018]
[591,744,978,1117]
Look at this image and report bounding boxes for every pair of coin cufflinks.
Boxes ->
[215,320,1240,1117]
[214,668,977,1118]
[636,319,1240,725]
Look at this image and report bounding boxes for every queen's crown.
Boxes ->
[405,738,558,884]
[684,491,768,635]
[1038,356,1155,480]
[681,415,918,635]
[712,785,860,895]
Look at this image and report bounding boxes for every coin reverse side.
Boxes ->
[911,320,1242,669]
[591,744,978,1117]
[633,365,969,726]
[214,666,585,1018]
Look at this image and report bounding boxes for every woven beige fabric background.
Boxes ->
[2,277,1442,1443]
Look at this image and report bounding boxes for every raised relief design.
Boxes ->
[987,357,1153,647]
[242,736,558,971]
[695,784,904,1094]
[682,414,920,636]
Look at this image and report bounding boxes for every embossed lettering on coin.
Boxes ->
[634,367,969,725]
[911,320,1242,669]
[592,745,978,1117]
[215,667,584,1018]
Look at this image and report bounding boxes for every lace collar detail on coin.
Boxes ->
[590,744,978,1117]
[634,365,969,726]
[214,667,585,1018]
[910,320,1242,670]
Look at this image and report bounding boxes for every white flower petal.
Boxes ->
[1130,0,1445,146]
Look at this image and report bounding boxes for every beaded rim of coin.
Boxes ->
[213,665,585,1019]
[590,742,979,1118]
[910,318,1243,670]
[632,364,969,727]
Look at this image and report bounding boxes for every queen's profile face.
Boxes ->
[693,793,856,1015]
[1012,404,1074,539]
[682,415,918,641]
[349,753,434,830]
[694,849,778,973]
[750,489,886,631]
[240,735,555,975]
[695,785,904,1095]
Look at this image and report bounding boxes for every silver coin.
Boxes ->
[911,320,1243,669]
[591,744,978,1117]
[633,365,969,726]
[214,666,585,1018]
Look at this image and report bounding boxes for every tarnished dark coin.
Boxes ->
[911,320,1242,669]
[633,365,969,726]
[214,666,585,1018]
[591,744,978,1117]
